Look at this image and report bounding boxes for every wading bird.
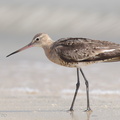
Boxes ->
[7,33,120,111]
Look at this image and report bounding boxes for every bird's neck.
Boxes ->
[42,39,54,49]
[42,40,54,59]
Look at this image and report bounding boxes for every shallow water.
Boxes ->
[0,60,120,96]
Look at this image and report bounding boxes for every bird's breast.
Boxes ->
[46,52,96,68]
[43,46,99,68]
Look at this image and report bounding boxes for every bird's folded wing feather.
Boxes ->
[53,38,120,62]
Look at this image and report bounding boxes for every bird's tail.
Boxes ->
[104,57,120,62]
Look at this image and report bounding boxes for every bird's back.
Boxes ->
[51,38,120,64]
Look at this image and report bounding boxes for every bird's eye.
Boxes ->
[36,38,39,41]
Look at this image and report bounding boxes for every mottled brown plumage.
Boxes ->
[6,33,120,111]
[53,38,120,63]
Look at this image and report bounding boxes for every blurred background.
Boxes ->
[0,0,120,96]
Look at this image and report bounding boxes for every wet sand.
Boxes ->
[0,61,120,119]
[0,94,119,120]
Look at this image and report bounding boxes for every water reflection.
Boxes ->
[69,110,92,120]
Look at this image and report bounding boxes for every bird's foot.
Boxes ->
[67,108,74,113]
[84,107,92,112]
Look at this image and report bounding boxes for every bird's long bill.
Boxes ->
[6,43,33,57]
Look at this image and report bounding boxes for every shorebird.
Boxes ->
[7,33,120,111]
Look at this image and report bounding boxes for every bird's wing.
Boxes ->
[53,38,120,62]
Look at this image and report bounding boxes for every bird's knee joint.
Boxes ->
[85,80,89,87]
[76,82,80,89]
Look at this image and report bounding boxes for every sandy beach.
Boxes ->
[0,94,119,120]
[0,61,120,120]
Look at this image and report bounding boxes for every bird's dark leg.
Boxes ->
[69,68,80,111]
[80,68,92,112]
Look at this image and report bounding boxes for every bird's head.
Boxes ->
[6,33,52,57]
